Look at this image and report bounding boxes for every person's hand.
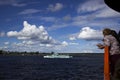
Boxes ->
[96,43,104,49]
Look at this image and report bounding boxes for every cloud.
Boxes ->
[69,42,79,45]
[61,41,68,46]
[0,32,5,37]
[7,21,55,44]
[69,36,76,40]
[47,3,63,12]
[6,21,69,52]
[78,27,103,40]
[22,41,34,45]
[96,8,120,18]
[19,9,40,15]
[0,0,26,7]
[77,0,120,18]
[77,0,105,13]
[69,27,103,41]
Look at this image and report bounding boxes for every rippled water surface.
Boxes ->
[0,55,103,80]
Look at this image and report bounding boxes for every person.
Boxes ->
[97,28,120,79]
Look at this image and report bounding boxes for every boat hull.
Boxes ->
[43,55,72,58]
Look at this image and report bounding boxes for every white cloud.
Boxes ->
[69,42,79,45]
[69,36,76,40]
[61,41,68,46]
[19,9,40,15]
[22,41,34,45]
[46,44,53,47]
[69,27,103,41]
[47,3,63,12]
[6,21,69,52]
[78,27,103,40]
[77,0,105,13]
[82,50,94,53]
[7,21,55,44]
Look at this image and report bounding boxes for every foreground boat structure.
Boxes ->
[104,46,110,80]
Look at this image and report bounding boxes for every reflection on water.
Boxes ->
[0,56,103,80]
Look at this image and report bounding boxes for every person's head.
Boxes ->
[103,28,112,36]
[111,30,117,36]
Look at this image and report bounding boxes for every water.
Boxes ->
[0,55,103,80]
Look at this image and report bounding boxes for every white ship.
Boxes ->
[43,53,72,58]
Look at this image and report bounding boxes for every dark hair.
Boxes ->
[111,30,120,44]
[103,28,112,36]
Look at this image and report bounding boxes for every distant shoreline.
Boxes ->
[0,51,103,57]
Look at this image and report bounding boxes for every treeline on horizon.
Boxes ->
[0,50,103,57]
[0,50,47,56]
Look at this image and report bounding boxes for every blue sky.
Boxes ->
[0,0,120,53]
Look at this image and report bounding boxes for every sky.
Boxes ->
[0,0,120,53]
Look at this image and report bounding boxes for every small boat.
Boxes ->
[43,53,72,58]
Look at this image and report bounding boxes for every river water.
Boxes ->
[0,55,103,80]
